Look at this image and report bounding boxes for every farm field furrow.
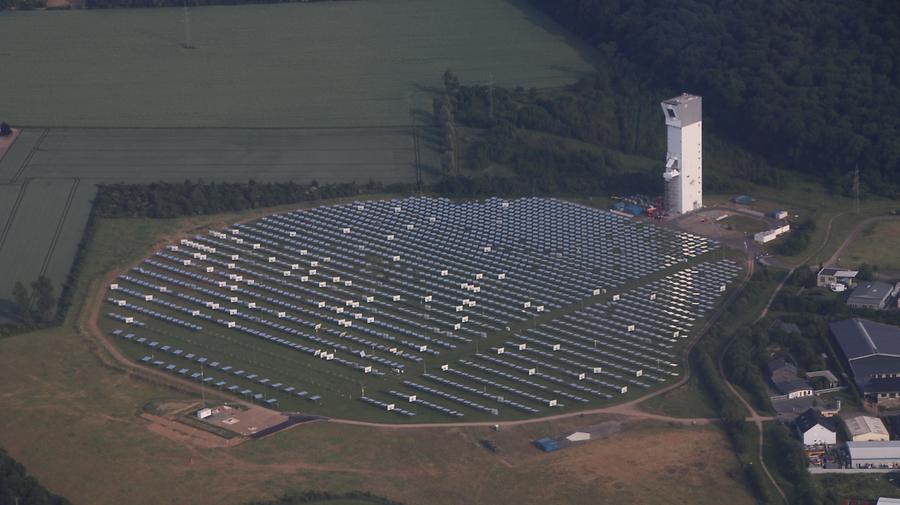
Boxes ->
[0,0,594,128]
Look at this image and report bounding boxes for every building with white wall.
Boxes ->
[795,408,837,446]
[661,94,702,214]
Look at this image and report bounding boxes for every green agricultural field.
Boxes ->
[0,0,594,128]
[0,128,419,184]
[0,179,91,308]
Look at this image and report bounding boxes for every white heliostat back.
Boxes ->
[661,94,702,214]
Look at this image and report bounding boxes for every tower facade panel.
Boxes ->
[661,94,702,214]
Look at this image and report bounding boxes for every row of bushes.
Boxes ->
[244,491,403,505]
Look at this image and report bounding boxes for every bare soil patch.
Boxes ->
[0,128,20,163]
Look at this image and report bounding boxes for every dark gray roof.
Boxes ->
[865,377,900,394]
[830,319,900,386]
[831,319,900,360]
[795,408,836,434]
[767,357,796,376]
[661,94,701,126]
[847,281,893,307]
[780,322,802,335]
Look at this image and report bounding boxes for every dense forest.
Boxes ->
[431,67,780,198]
[528,0,900,197]
[0,448,70,505]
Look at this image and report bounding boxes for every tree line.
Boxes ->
[0,448,71,505]
[527,0,900,198]
[92,179,410,218]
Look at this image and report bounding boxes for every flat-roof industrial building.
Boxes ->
[847,441,900,469]
[830,319,900,388]
[847,281,894,310]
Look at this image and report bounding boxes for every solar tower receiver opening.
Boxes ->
[661,93,702,214]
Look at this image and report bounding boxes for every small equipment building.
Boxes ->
[844,415,890,442]
[847,282,894,310]
[817,267,858,288]
[795,408,837,446]
[847,441,900,469]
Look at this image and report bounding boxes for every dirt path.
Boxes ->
[825,214,900,268]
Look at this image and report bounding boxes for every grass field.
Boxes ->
[0,0,594,128]
[837,219,900,271]
[720,214,768,235]
[0,208,760,505]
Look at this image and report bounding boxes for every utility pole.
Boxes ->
[200,359,206,408]
[182,0,193,49]
[854,164,860,215]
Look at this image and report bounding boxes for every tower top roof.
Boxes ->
[662,93,702,106]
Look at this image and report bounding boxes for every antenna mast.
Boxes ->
[854,164,860,214]
[488,73,494,121]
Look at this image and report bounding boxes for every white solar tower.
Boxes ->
[661,94,702,214]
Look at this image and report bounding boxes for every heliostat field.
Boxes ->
[101,197,742,422]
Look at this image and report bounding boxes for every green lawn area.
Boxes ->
[638,375,717,419]
[837,219,900,270]
[721,214,769,234]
